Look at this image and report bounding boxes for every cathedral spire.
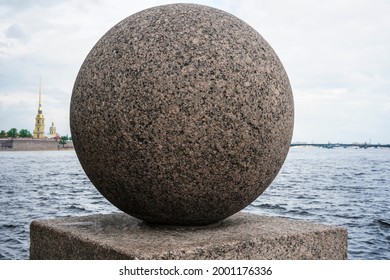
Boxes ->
[33,79,45,139]
[38,78,42,114]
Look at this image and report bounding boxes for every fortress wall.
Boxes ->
[4,139,59,151]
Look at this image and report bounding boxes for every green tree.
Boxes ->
[59,135,69,148]
[19,129,32,138]
[7,128,18,138]
[0,130,7,138]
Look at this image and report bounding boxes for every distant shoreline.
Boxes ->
[1,139,389,151]
[290,143,390,149]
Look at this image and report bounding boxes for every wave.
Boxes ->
[251,203,287,211]
[0,224,18,229]
[67,205,88,211]
[378,219,390,227]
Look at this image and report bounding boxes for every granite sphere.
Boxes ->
[70,4,294,225]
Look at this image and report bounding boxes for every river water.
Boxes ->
[0,147,389,259]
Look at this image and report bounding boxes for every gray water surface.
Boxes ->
[0,148,389,259]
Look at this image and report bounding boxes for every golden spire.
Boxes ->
[33,78,45,139]
[38,78,42,113]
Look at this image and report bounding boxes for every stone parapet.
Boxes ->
[30,212,347,260]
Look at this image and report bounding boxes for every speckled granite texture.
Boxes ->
[30,212,347,260]
[70,4,294,225]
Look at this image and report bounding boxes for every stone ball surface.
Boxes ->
[70,4,294,225]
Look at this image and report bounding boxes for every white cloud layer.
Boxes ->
[0,0,389,143]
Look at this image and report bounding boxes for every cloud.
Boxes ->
[0,0,64,13]
[234,0,390,143]
[5,24,29,41]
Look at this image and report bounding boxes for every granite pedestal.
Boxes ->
[30,212,347,260]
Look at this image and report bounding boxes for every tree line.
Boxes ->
[0,128,32,138]
[0,128,71,145]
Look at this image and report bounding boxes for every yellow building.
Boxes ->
[33,80,45,139]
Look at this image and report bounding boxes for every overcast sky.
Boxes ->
[1,0,389,143]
